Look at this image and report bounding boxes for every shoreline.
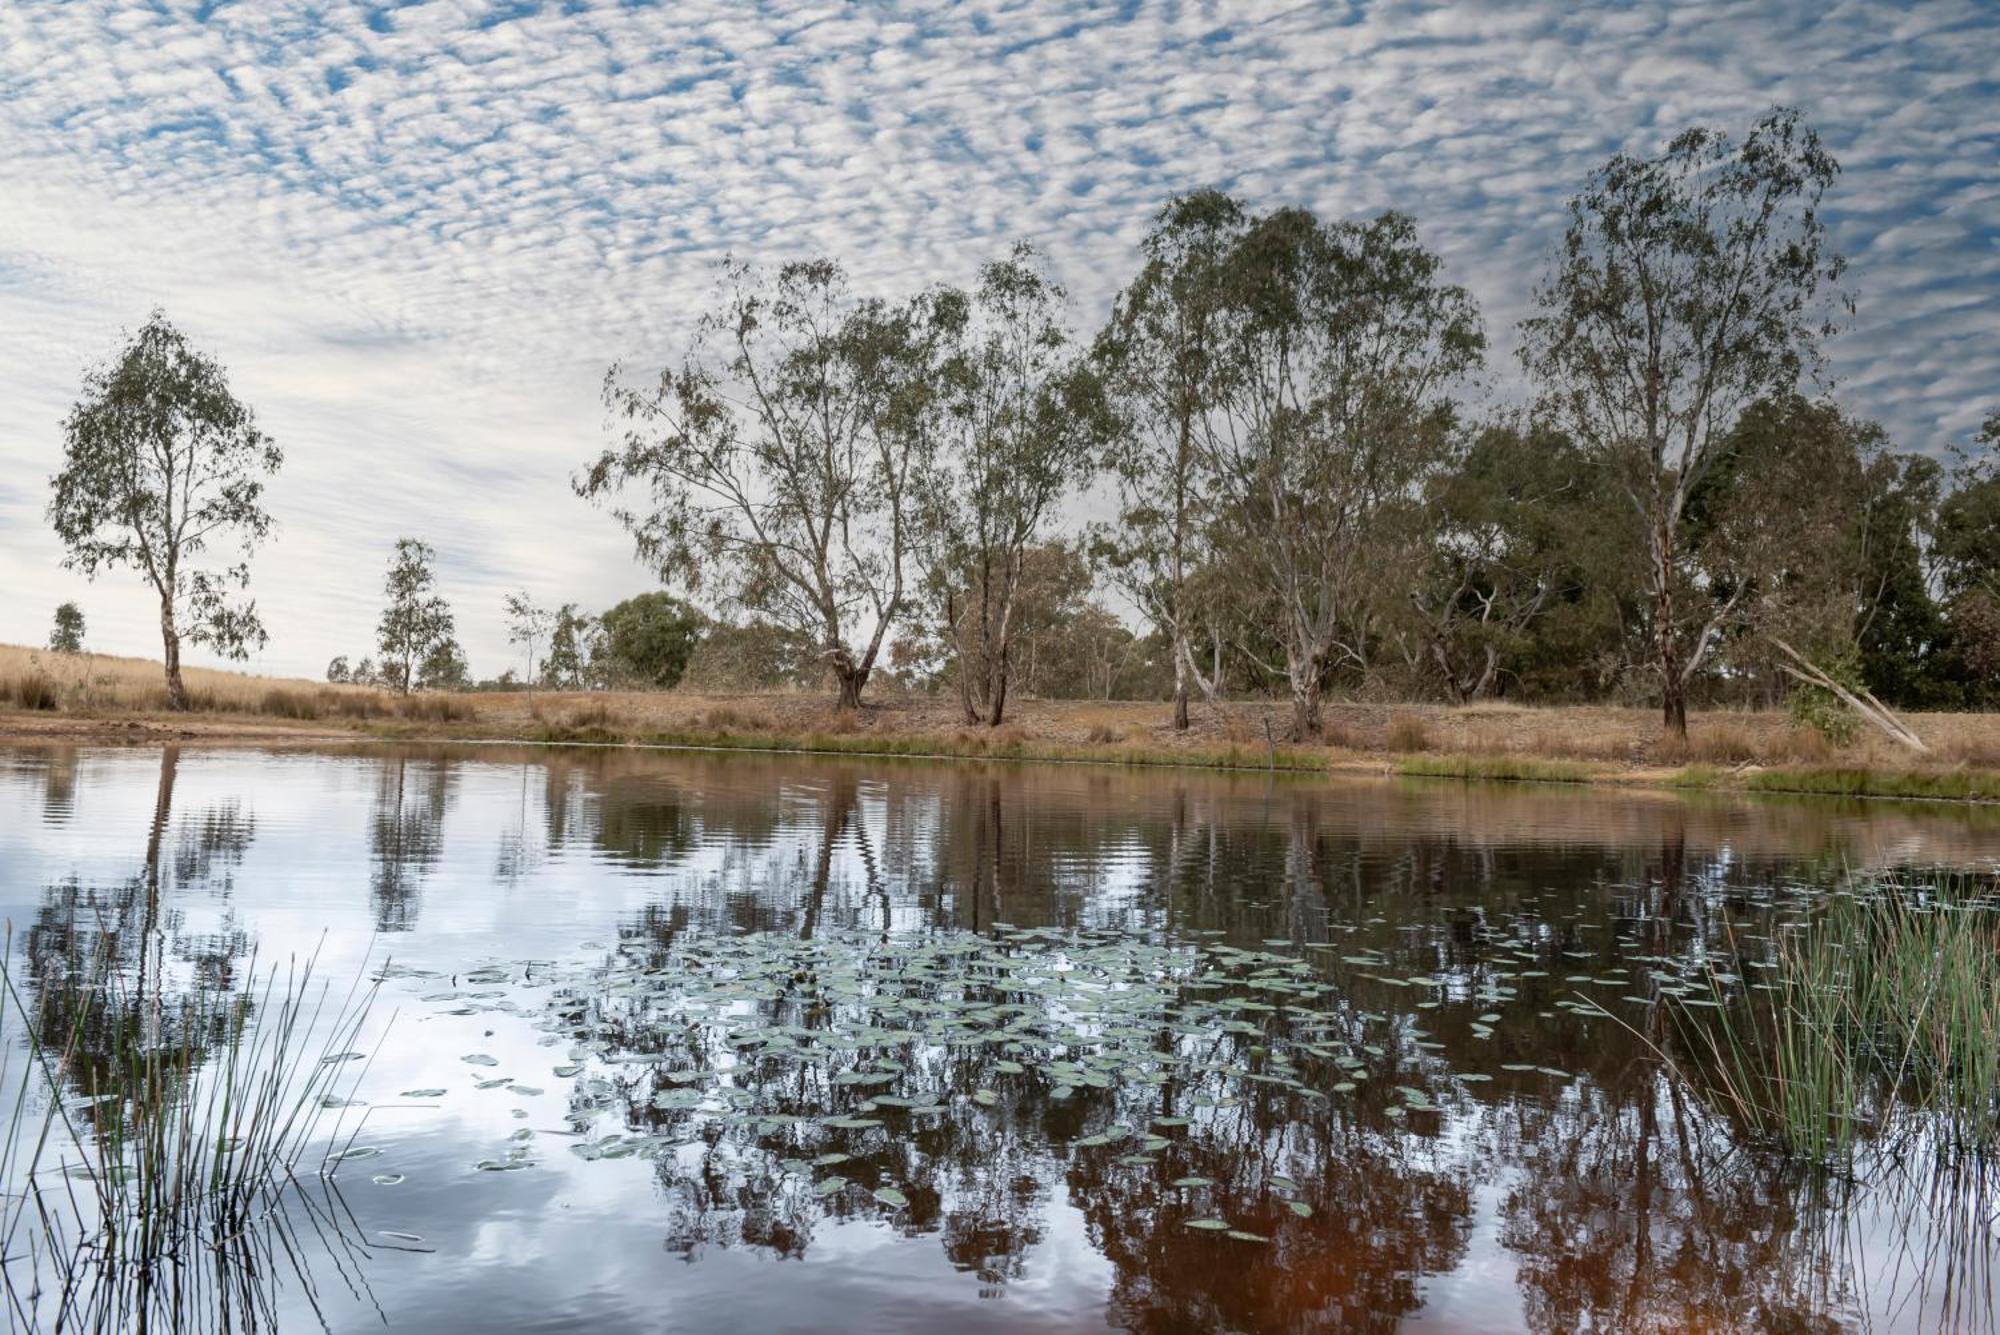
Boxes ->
[4,699,1998,805]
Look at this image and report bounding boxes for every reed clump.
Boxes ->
[0,938,380,1332]
[1667,877,2000,1164]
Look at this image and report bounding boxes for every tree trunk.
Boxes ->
[1287,652,1322,741]
[834,664,866,711]
[159,598,187,711]
[1171,636,1191,731]
[1655,525,1688,740]
[985,647,1010,727]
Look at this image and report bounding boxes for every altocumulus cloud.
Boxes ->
[0,0,1995,676]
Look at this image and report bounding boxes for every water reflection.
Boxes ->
[0,743,1995,1333]
[369,752,457,931]
[20,747,256,1114]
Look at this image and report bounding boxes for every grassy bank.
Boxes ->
[5,642,2000,803]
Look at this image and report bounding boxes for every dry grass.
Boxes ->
[1385,713,1435,753]
[0,643,458,725]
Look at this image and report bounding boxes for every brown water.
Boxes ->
[2,742,1996,1333]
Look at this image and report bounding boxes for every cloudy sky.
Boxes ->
[1,0,1995,679]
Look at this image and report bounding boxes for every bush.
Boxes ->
[1788,656,1863,747]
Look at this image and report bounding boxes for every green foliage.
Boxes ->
[599,591,702,688]
[920,242,1108,725]
[47,602,85,655]
[1184,201,1484,736]
[1787,654,1863,746]
[1408,422,1632,701]
[46,311,281,707]
[503,591,553,683]
[585,257,952,707]
[1397,754,1596,784]
[418,636,470,691]
[1936,475,2000,601]
[680,619,821,692]
[1092,191,1244,721]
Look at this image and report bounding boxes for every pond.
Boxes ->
[2,742,1997,1333]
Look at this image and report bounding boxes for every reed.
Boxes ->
[1665,877,2000,1164]
[0,933,380,1332]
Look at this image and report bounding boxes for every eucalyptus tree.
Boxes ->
[923,243,1107,726]
[47,312,282,709]
[541,603,596,688]
[583,259,952,710]
[1521,108,1848,738]
[48,602,86,655]
[1404,422,1621,702]
[1192,209,1483,739]
[376,538,456,693]
[503,591,553,684]
[1092,191,1245,728]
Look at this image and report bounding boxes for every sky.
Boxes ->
[1,0,1996,680]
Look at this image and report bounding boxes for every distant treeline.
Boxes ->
[42,107,2000,738]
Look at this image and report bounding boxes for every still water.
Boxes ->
[3,742,1998,1333]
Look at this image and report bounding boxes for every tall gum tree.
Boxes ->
[1521,107,1849,739]
[47,312,281,709]
[583,259,950,711]
[922,243,1106,727]
[1093,191,1244,730]
[1193,208,1483,740]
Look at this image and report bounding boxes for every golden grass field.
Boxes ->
[5,641,1999,800]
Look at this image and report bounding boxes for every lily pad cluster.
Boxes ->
[495,925,1475,1240]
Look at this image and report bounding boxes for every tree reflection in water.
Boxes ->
[22,747,255,1118]
[368,751,457,931]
